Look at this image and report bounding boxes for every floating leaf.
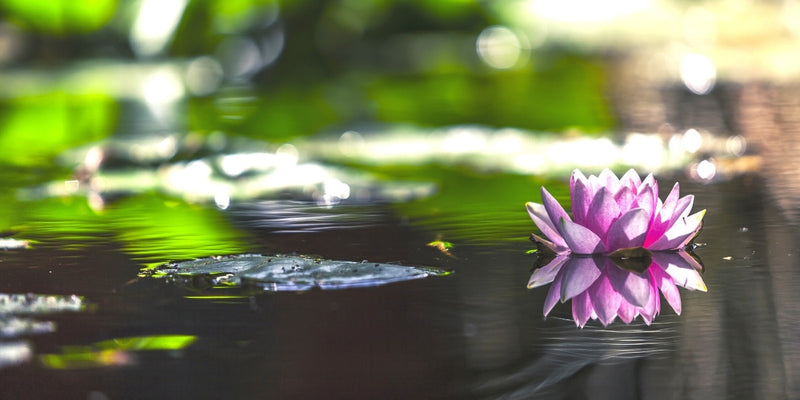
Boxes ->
[144,254,450,291]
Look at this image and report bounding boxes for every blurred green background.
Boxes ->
[0,0,622,163]
[0,0,782,253]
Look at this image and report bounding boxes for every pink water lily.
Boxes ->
[528,251,707,327]
[527,169,705,255]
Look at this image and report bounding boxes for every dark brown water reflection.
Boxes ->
[1,169,799,399]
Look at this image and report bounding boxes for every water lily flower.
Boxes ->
[527,169,705,255]
[528,251,706,327]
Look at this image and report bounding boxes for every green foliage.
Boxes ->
[0,92,117,166]
[189,86,339,141]
[368,57,613,131]
[0,0,117,34]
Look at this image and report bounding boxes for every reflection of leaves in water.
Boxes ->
[227,200,391,233]
[388,166,565,245]
[15,197,108,246]
[0,293,84,314]
[17,193,246,261]
[0,293,86,369]
[143,254,450,292]
[106,195,246,264]
[39,335,197,370]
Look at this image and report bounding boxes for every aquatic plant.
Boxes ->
[526,169,704,255]
[528,251,706,327]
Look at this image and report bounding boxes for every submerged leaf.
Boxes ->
[146,254,450,291]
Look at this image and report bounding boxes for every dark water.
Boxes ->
[1,164,798,400]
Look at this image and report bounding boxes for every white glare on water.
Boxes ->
[214,190,231,210]
[681,129,703,153]
[275,144,299,167]
[680,53,716,95]
[186,56,224,97]
[695,159,717,181]
[476,26,525,69]
[622,133,665,171]
[142,68,185,106]
[131,0,188,57]
[726,135,747,156]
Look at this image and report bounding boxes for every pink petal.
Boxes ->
[570,169,588,192]
[652,252,707,292]
[526,202,569,249]
[530,232,569,254]
[634,183,657,221]
[543,269,564,317]
[675,250,704,272]
[647,210,706,250]
[585,188,621,238]
[617,300,638,324]
[588,265,622,326]
[639,173,657,194]
[605,208,650,251]
[558,218,607,254]
[572,291,594,328]
[598,168,620,194]
[677,213,704,248]
[527,255,569,289]
[645,193,694,247]
[587,174,602,198]
[607,262,653,307]
[560,256,603,301]
[659,182,681,223]
[671,195,695,222]
[639,276,660,326]
[541,186,572,232]
[614,186,636,213]
[650,266,681,315]
[570,175,591,225]
[619,169,642,192]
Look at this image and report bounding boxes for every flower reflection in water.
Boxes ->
[528,251,706,327]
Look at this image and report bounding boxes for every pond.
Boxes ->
[0,115,798,399]
[2,2,800,399]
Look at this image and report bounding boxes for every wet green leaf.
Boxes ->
[145,254,450,291]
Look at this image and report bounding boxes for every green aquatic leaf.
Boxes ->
[145,254,450,291]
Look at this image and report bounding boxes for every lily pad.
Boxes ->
[145,254,450,291]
